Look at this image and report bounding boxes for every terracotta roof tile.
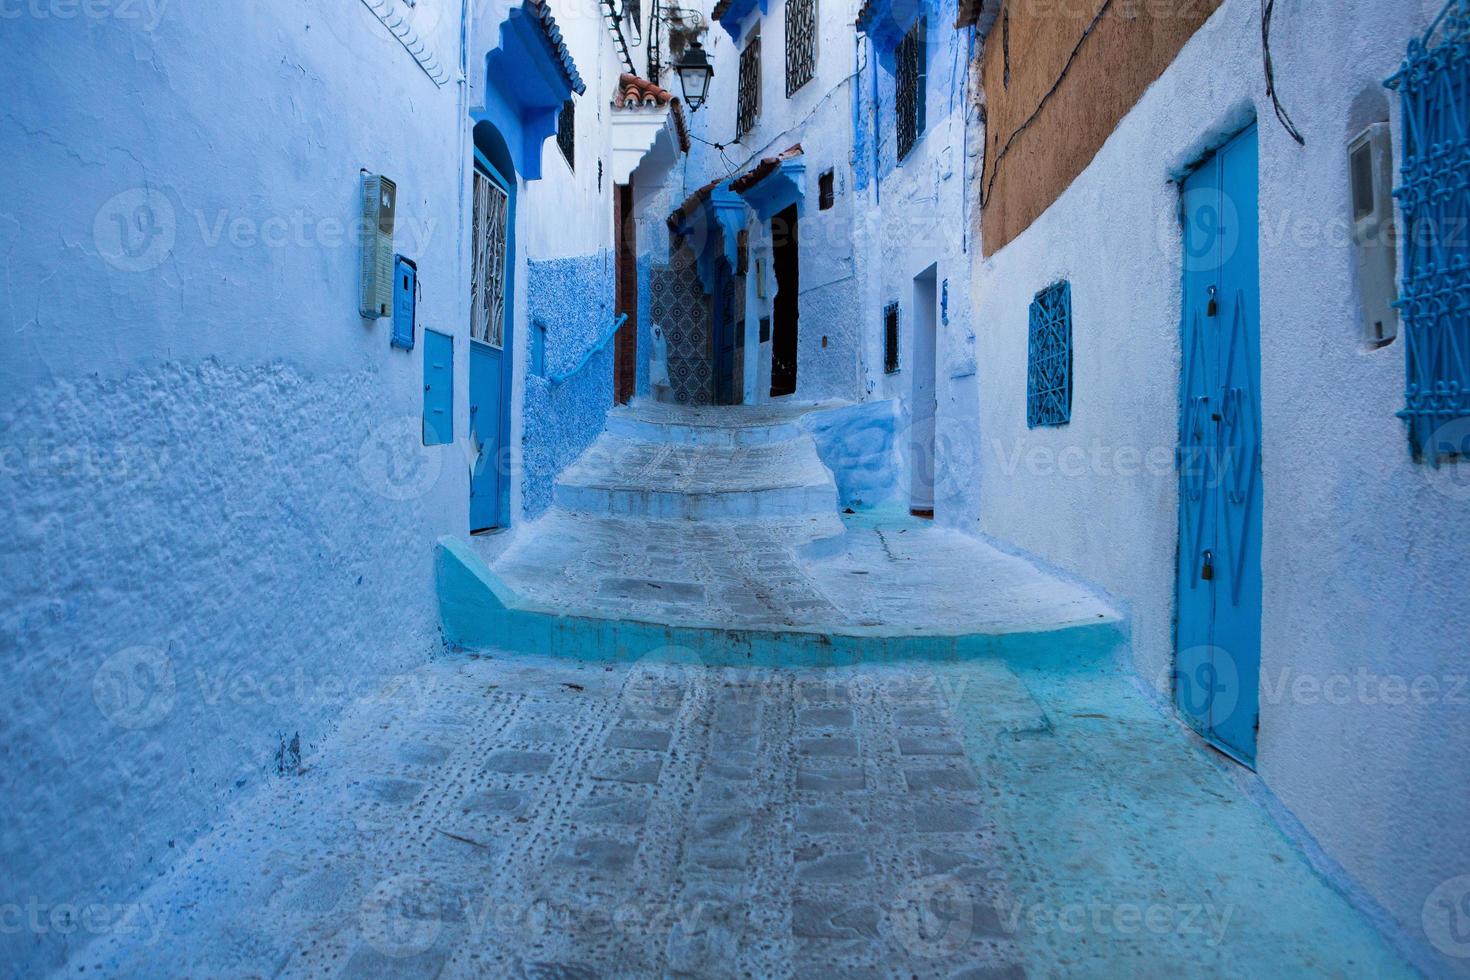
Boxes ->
[612,72,676,108]
[669,98,691,153]
[668,175,726,231]
[612,73,690,154]
[525,0,586,95]
[729,143,803,193]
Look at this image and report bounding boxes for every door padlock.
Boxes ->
[1201,549,1214,581]
[1207,285,1219,317]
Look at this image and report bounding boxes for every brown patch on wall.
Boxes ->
[980,0,1222,252]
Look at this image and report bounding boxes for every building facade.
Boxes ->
[0,1,648,972]
[661,0,1466,972]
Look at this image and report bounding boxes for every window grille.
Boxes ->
[471,170,509,347]
[896,18,925,160]
[883,302,900,374]
[557,98,575,170]
[818,169,835,210]
[738,30,761,138]
[785,0,817,97]
[1387,0,1470,460]
[1027,281,1072,427]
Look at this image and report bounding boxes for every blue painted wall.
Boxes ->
[0,5,474,970]
[853,0,964,188]
[522,251,617,517]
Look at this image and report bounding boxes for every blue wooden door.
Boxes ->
[469,153,514,531]
[1176,124,1262,767]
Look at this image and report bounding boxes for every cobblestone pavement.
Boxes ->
[67,652,1408,978]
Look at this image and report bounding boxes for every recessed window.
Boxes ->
[818,169,835,210]
[785,0,817,97]
[737,29,762,139]
[1389,26,1469,460]
[883,302,900,374]
[896,18,926,161]
[1027,281,1072,428]
[557,98,575,171]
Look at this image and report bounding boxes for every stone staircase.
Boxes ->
[436,399,1123,663]
[552,423,838,519]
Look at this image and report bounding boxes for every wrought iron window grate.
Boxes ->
[738,30,762,138]
[785,0,817,97]
[1387,0,1470,461]
[1027,281,1072,428]
[557,99,576,170]
[883,302,900,374]
[895,18,925,161]
[471,170,509,348]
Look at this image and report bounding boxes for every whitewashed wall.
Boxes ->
[967,0,1467,972]
[0,0,621,973]
[684,0,867,402]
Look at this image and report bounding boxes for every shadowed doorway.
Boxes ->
[770,204,799,397]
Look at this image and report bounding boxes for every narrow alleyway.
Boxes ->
[66,403,1409,977]
[67,654,1406,977]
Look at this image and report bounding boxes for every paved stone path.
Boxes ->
[485,509,1115,637]
[67,652,1409,978]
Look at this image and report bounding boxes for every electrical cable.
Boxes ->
[1262,0,1306,146]
[982,0,1115,206]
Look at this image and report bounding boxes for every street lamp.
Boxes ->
[674,39,714,111]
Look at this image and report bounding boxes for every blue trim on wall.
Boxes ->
[480,1,585,180]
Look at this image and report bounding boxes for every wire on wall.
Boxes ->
[1262,0,1305,145]
[982,0,1116,206]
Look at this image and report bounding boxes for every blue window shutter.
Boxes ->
[1027,281,1072,428]
[392,255,417,351]
[1387,2,1470,461]
[423,329,454,446]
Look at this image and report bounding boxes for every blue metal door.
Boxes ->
[469,152,514,531]
[1176,124,1262,767]
[470,342,503,530]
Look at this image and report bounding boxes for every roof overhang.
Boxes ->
[711,0,769,44]
[856,0,923,72]
[732,145,806,221]
[483,0,586,179]
[669,181,747,294]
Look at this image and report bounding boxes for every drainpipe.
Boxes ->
[869,35,880,206]
[457,0,472,338]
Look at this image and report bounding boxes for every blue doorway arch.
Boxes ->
[469,121,516,532]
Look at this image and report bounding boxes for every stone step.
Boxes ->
[604,399,831,448]
[552,432,838,519]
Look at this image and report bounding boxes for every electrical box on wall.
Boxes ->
[1348,124,1398,347]
[360,173,397,319]
[391,255,417,350]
